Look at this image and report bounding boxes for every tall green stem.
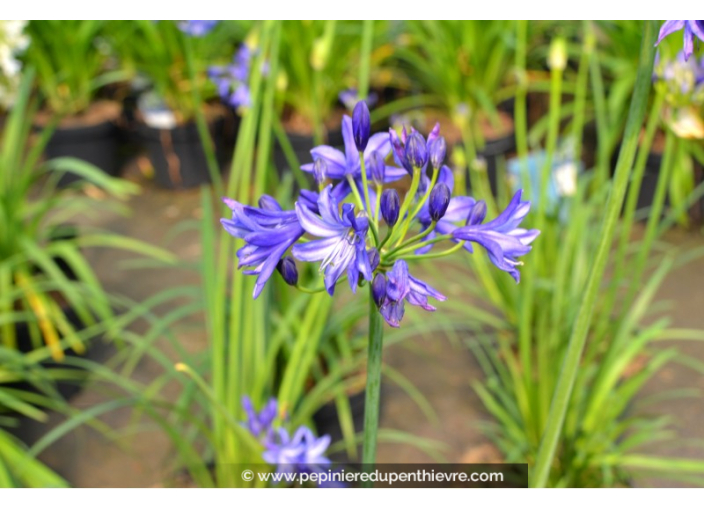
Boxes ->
[183,34,223,195]
[358,20,374,100]
[531,20,658,488]
[361,287,384,487]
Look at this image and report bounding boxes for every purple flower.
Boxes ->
[301,115,406,187]
[390,123,441,173]
[452,190,540,283]
[657,20,704,61]
[428,183,451,221]
[263,426,331,475]
[378,260,446,328]
[428,136,447,170]
[242,396,278,438]
[178,20,218,37]
[380,189,400,227]
[372,273,387,308]
[339,88,379,111]
[369,151,386,185]
[654,50,704,95]
[209,45,254,109]
[277,256,298,286]
[292,186,373,295]
[415,166,478,254]
[352,101,371,152]
[221,195,304,298]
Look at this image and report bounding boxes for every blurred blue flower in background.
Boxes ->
[507,142,582,221]
[209,44,255,109]
[178,20,218,37]
[242,396,278,439]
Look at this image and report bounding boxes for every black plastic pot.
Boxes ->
[9,307,107,404]
[480,130,516,196]
[272,129,344,177]
[136,116,227,189]
[312,390,368,462]
[44,119,123,187]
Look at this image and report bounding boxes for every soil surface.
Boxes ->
[34,100,123,128]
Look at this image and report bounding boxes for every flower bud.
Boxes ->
[404,131,428,169]
[352,101,371,152]
[548,37,567,72]
[429,183,451,221]
[369,151,386,185]
[313,158,327,185]
[467,200,487,226]
[380,189,400,227]
[367,248,380,272]
[371,273,387,308]
[259,195,281,211]
[276,256,298,286]
[428,136,447,169]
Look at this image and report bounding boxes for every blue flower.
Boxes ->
[654,50,704,95]
[242,396,278,439]
[452,191,540,283]
[263,426,331,475]
[301,115,406,188]
[378,260,446,328]
[339,88,379,111]
[657,20,704,61]
[415,166,477,254]
[209,45,254,109]
[221,195,304,298]
[178,20,218,37]
[292,186,372,295]
[389,123,441,173]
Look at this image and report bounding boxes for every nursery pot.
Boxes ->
[135,114,227,189]
[477,129,517,196]
[312,387,384,463]
[40,101,125,187]
[7,306,108,406]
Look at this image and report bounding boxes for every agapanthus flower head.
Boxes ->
[227,99,538,328]
[452,190,540,283]
[221,195,303,298]
[209,44,255,109]
[292,186,372,295]
[380,189,400,227]
[352,100,371,152]
[657,20,704,61]
[242,396,278,438]
[178,20,218,37]
[379,260,446,328]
